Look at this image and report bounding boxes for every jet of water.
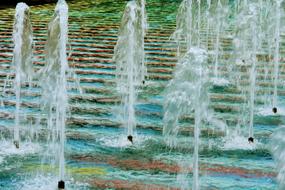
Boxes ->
[12,2,33,149]
[39,0,69,187]
[172,0,193,57]
[213,0,223,79]
[272,0,283,110]
[113,0,147,139]
[233,1,264,140]
[163,47,209,190]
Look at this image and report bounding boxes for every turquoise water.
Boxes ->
[0,0,282,189]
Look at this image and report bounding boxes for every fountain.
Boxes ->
[113,0,147,142]
[39,0,69,188]
[12,3,34,149]
[248,5,259,142]
[256,0,285,116]
[232,1,264,142]
[163,47,209,190]
[166,1,230,188]
[173,0,230,86]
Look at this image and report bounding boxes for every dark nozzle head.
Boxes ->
[272,107,277,114]
[127,135,133,143]
[248,137,254,143]
[13,140,19,149]
[58,180,65,189]
[142,80,145,85]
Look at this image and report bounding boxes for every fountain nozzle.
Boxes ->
[13,140,19,149]
[58,180,65,190]
[248,137,254,143]
[272,107,277,114]
[127,135,133,143]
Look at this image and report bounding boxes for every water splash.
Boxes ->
[0,140,40,156]
[222,130,260,150]
[12,3,33,148]
[113,0,147,138]
[257,106,285,116]
[98,134,151,148]
[17,174,90,190]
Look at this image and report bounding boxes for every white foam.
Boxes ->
[20,175,57,190]
[221,133,261,150]
[211,77,230,86]
[18,174,89,190]
[257,106,285,116]
[98,134,150,148]
[0,140,40,156]
[235,58,251,66]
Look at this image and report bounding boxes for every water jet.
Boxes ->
[113,0,147,138]
[12,2,33,150]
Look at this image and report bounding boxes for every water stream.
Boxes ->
[12,3,33,149]
[113,0,147,140]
